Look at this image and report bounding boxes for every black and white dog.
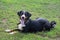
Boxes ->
[5,11,56,34]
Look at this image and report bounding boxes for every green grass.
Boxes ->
[0,0,60,40]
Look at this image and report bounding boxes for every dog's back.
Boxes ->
[35,18,56,31]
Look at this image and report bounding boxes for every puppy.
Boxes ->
[5,10,56,34]
[17,11,56,33]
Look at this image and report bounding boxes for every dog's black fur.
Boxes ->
[16,11,56,33]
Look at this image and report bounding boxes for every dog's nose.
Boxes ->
[22,17,24,19]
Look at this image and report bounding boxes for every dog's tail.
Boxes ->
[50,21,56,28]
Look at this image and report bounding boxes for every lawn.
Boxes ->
[0,0,60,40]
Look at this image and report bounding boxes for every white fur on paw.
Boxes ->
[5,29,11,32]
[9,32,16,34]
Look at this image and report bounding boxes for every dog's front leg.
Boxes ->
[5,28,20,34]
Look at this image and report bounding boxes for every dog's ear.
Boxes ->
[27,12,31,17]
[17,11,22,16]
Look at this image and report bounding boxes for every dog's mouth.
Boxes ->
[17,17,26,30]
[20,17,25,25]
[20,16,28,24]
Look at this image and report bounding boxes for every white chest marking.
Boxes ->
[18,24,25,30]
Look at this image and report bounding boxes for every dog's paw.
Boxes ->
[5,29,11,32]
[9,32,16,34]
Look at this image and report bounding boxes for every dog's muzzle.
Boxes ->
[21,17,24,19]
[21,14,26,20]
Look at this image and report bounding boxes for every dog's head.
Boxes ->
[17,11,31,21]
[17,11,31,30]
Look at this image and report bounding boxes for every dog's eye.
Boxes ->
[20,13,23,15]
[25,13,28,17]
